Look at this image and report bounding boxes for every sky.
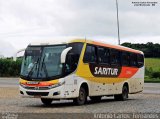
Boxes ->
[0,0,160,57]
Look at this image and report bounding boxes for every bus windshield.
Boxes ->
[20,45,66,80]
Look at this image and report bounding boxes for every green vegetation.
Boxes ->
[0,58,22,77]
[121,42,160,58]
[145,58,160,71]
[144,78,160,83]
[145,58,160,83]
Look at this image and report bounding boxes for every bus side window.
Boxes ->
[65,43,84,73]
[83,45,96,63]
[67,43,84,65]
[122,52,130,66]
[110,49,120,66]
[98,47,110,64]
[137,54,144,67]
[130,53,137,67]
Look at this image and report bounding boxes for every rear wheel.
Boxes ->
[73,87,87,105]
[114,85,129,101]
[90,96,101,102]
[41,98,53,105]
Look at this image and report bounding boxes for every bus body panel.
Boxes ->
[19,39,144,100]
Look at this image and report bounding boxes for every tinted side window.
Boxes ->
[65,43,84,74]
[122,52,130,66]
[67,43,83,64]
[68,43,83,55]
[110,49,120,66]
[98,47,110,64]
[83,45,96,63]
[137,54,144,67]
[130,53,137,67]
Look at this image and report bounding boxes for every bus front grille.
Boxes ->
[26,91,49,96]
[24,86,50,90]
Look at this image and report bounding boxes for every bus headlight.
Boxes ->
[20,83,27,88]
[48,81,65,89]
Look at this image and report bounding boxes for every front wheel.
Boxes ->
[73,87,87,105]
[41,98,53,105]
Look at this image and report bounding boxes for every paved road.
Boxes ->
[0,78,18,87]
[0,78,160,94]
[0,78,160,118]
[143,83,160,94]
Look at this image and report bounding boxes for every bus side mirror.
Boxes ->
[13,48,26,61]
[61,47,72,64]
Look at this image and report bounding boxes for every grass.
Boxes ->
[145,58,160,83]
[145,77,160,83]
[145,58,160,71]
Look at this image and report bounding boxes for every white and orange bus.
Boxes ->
[19,39,144,105]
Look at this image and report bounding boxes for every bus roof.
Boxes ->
[72,39,143,54]
[29,38,143,54]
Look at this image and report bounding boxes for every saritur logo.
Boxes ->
[89,64,121,77]
[94,67,118,76]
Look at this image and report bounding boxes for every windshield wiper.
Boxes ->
[27,58,39,78]
[41,55,48,78]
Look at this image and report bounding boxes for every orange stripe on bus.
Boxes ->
[92,41,142,54]
[20,79,59,87]
[118,67,139,78]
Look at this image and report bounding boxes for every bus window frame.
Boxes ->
[64,42,84,75]
[121,51,130,67]
[137,54,144,68]
[97,46,110,66]
[83,43,144,68]
[83,44,97,64]
[110,48,121,67]
[130,53,138,68]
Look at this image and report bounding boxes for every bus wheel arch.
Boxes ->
[80,82,89,96]
[73,82,89,105]
[123,82,129,94]
[122,82,129,100]
[114,82,129,101]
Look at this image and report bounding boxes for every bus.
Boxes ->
[19,39,144,105]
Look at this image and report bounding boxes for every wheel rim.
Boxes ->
[79,90,85,101]
[123,87,128,99]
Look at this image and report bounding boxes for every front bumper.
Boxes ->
[19,85,65,99]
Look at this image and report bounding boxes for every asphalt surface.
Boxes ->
[0,78,18,87]
[0,78,160,118]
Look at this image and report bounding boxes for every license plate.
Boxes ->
[27,81,39,85]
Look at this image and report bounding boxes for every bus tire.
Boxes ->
[90,96,101,102]
[114,94,121,101]
[41,98,53,105]
[73,86,87,105]
[114,85,129,101]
